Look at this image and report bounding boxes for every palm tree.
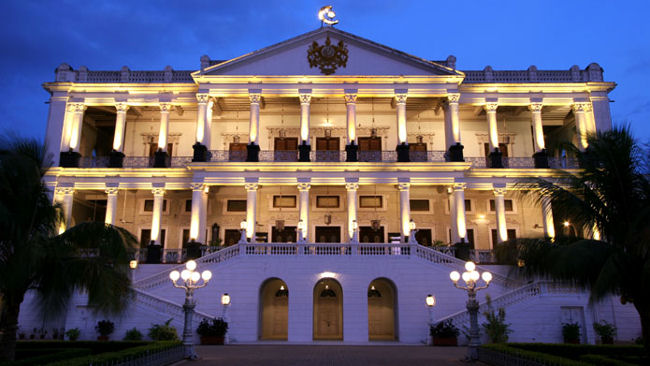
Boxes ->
[498,127,650,352]
[0,136,138,361]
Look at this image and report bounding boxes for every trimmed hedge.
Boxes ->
[507,343,645,360]
[45,341,182,366]
[16,341,149,354]
[0,348,91,366]
[480,343,592,366]
[579,354,636,366]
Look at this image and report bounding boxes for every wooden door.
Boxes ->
[409,142,427,162]
[271,226,297,243]
[358,137,382,162]
[359,226,385,243]
[274,137,298,161]
[316,137,340,161]
[315,226,341,243]
[229,142,247,161]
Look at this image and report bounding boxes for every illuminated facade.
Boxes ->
[25,26,641,344]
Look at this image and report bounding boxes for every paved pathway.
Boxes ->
[175,345,472,366]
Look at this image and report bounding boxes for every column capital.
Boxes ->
[196,93,210,104]
[572,102,588,112]
[484,103,498,112]
[582,102,593,112]
[249,92,262,104]
[298,93,312,105]
[345,182,359,191]
[394,92,408,104]
[152,187,165,196]
[105,187,119,195]
[447,93,460,104]
[297,182,311,191]
[452,182,466,191]
[528,103,543,113]
[245,183,259,192]
[493,186,506,196]
[71,103,87,113]
[115,102,129,113]
[344,93,358,104]
[397,182,410,191]
[55,186,75,195]
[159,103,173,113]
[190,182,205,191]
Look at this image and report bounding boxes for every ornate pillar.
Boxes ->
[452,183,467,243]
[109,102,129,167]
[299,90,312,162]
[529,103,549,168]
[247,90,261,162]
[190,183,207,243]
[104,186,119,226]
[572,103,589,150]
[150,187,165,246]
[444,93,464,161]
[298,182,311,242]
[493,185,508,246]
[344,91,358,162]
[55,186,74,233]
[193,93,211,162]
[154,103,172,167]
[395,90,409,162]
[345,182,359,241]
[485,102,503,168]
[398,182,411,242]
[541,195,555,240]
[245,182,258,241]
[60,103,86,167]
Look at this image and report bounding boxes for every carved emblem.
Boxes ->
[307,36,348,75]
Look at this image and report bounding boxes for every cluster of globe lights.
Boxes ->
[169,260,212,285]
[449,261,492,287]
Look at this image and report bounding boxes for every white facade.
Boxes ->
[20,26,641,344]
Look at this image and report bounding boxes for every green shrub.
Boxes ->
[430,319,459,338]
[148,319,178,341]
[15,340,150,354]
[65,328,80,341]
[0,348,91,366]
[95,320,114,337]
[45,341,181,366]
[480,344,592,366]
[579,354,635,366]
[123,328,143,341]
[593,320,617,344]
[481,295,511,343]
[196,318,228,337]
[507,343,645,360]
[562,322,581,343]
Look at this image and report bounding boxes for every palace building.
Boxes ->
[21,23,641,344]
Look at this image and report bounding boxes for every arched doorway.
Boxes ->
[313,278,343,340]
[367,278,397,340]
[259,278,289,340]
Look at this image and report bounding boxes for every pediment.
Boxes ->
[197,27,461,77]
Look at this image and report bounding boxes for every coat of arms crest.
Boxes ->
[307,36,348,75]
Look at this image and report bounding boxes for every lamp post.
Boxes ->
[408,219,418,244]
[221,293,231,344]
[425,294,436,345]
[169,260,212,360]
[562,220,577,237]
[238,220,248,244]
[449,261,492,361]
[129,260,138,283]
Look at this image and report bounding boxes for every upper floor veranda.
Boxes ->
[43,27,615,172]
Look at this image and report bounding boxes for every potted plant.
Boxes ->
[95,320,115,341]
[430,319,460,346]
[197,318,229,345]
[562,322,581,344]
[593,320,617,344]
[65,328,80,341]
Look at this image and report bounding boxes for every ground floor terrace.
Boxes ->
[52,180,563,264]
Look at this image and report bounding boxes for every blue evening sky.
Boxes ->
[1,1,649,141]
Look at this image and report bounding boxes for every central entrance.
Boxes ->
[313,278,343,340]
[259,278,289,340]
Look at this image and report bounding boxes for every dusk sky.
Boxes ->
[1,1,649,141]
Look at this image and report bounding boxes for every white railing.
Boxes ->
[549,157,580,169]
[133,288,213,324]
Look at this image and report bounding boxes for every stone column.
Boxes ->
[541,195,555,240]
[398,182,411,242]
[298,90,312,162]
[584,102,596,136]
[154,103,172,167]
[590,92,612,132]
[69,103,86,153]
[104,187,119,226]
[247,90,261,162]
[452,183,467,243]
[395,90,409,162]
[572,103,589,150]
[109,102,129,167]
[245,183,258,241]
[298,182,311,241]
[55,186,74,233]
[485,102,503,168]
[190,183,206,243]
[344,91,358,162]
[493,185,508,246]
[345,182,359,241]
[444,93,464,161]
[150,187,165,245]
[60,103,86,167]
[193,93,210,162]
[529,103,549,168]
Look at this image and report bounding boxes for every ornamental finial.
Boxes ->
[318,6,338,26]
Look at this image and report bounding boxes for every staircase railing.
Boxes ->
[133,288,213,324]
